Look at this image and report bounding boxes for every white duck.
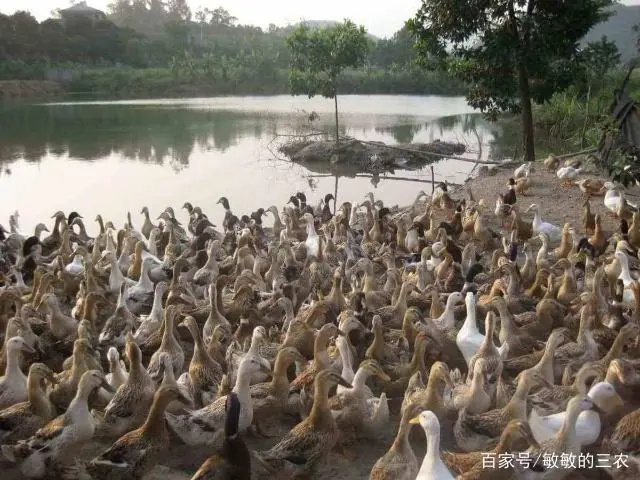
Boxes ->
[514,162,534,179]
[101,251,135,294]
[526,204,562,244]
[302,212,320,259]
[615,250,636,306]
[335,335,355,395]
[556,166,582,186]
[410,410,454,480]
[0,337,36,409]
[456,292,483,365]
[96,347,128,404]
[529,382,621,446]
[64,254,84,276]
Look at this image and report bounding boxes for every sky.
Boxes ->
[2,0,640,38]
[0,0,424,38]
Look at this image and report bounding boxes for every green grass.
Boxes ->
[533,71,640,149]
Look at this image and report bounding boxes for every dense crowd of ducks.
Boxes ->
[1,161,640,480]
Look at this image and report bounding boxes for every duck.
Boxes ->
[556,165,582,186]
[80,384,190,480]
[0,363,57,443]
[401,361,453,423]
[447,358,492,414]
[410,410,454,480]
[1,370,111,478]
[369,404,421,480]
[0,336,36,409]
[456,291,483,365]
[526,204,562,244]
[95,333,156,439]
[514,162,534,179]
[250,347,306,435]
[529,381,622,446]
[330,359,390,437]
[442,420,538,476]
[252,369,351,478]
[179,315,223,408]
[191,392,251,480]
[147,305,185,381]
[503,179,517,206]
[166,354,271,446]
[518,396,594,480]
[576,178,606,197]
[454,369,547,452]
[37,292,78,340]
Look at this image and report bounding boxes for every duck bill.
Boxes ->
[376,372,391,382]
[409,415,421,425]
[21,343,36,355]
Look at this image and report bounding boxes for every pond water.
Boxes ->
[0,94,514,234]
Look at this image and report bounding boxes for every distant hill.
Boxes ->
[583,4,640,64]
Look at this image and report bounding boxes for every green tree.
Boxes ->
[286,19,368,144]
[408,0,613,162]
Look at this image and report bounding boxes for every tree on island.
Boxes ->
[285,19,369,145]
[408,0,614,162]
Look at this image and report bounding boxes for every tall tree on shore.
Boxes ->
[285,20,368,145]
[408,0,614,162]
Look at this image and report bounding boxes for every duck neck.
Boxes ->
[620,255,633,283]
[352,367,372,391]
[271,355,294,394]
[5,347,22,378]
[409,340,426,374]
[128,352,148,384]
[507,377,532,418]
[536,337,558,381]
[462,295,478,333]
[189,324,207,364]
[441,295,457,329]
[314,334,331,369]
[424,424,441,467]
[150,287,165,321]
[495,302,516,343]
[558,405,581,442]
[141,393,171,438]
[232,363,254,403]
[392,414,415,454]
[603,332,627,365]
[161,312,176,349]
[308,377,332,424]
[28,374,52,417]
[480,317,495,353]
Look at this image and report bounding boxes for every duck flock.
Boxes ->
[1,161,640,480]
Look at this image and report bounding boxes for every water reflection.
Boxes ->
[0,96,511,233]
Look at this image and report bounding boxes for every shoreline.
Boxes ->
[459,156,624,238]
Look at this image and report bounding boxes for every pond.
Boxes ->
[0,94,514,233]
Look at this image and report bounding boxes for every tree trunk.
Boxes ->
[517,63,535,163]
[334,94,339,147]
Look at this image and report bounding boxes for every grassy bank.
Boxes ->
[532,71,640,151]
[64,66,465,99]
